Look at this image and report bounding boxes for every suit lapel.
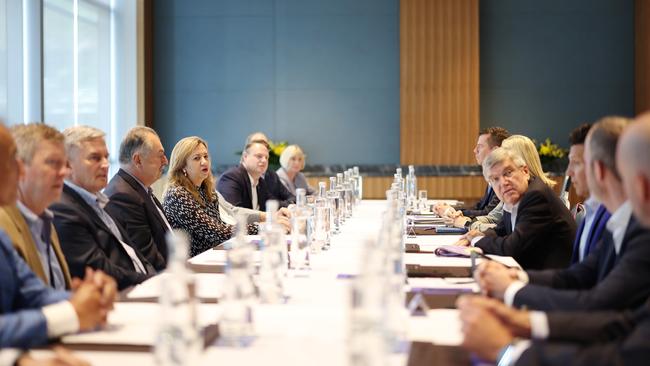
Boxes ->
[258,175,269,211]
[503,211,513,235]
[117,169,169,231]
[4,205,72,288]
[63,185,116,240]
[597,230,616,281]
[571,219,587,262]
[50,228,72,288]
[618,216,639,258]
[4,205,48,281]
[586,206,606,247]
[240,165,253,208]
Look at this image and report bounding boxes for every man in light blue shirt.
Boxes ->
[0,123,71,289]
[51,125,154,290]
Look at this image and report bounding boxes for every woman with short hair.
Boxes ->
[276,144,315,196]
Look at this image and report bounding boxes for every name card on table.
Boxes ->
[406,309,471,366]
[405,277,479,309]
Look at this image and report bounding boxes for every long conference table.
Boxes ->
[32,200,519,365]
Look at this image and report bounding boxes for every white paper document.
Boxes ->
[60,303,220,347]
[189,249,262,266]
[127,273,225,301]
[406,277,479,292]
[407,309,463,346]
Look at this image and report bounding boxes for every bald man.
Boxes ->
[618,112,650,224]
[458,113,650,365]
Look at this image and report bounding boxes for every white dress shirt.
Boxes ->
[606,200,633,255]
[470,201,520,247]
[577,196,602,261]
[503,201,520,232]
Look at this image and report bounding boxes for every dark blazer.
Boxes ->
[50,185,154,290]
[513,216,650,311]
[516,298,650,365]
[475,177,575,270]
[0,230,69,348]
[217,165,295,211]
[544,303,640,344]
[263,169,296,207]
[217,165,270,210]
[524,230,617,291]
[462,185,500,218]
[570,204,611,264]
[104,169,169,271]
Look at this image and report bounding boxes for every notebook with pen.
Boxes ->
[411,225,468,236]
[433,245,483,258]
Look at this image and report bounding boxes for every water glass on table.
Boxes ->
[418,190,428,212]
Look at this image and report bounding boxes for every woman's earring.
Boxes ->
[183,169,188,177]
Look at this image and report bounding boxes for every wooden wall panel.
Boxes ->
[637,0,650,114]
[400,0,479,165]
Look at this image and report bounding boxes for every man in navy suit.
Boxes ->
[458,112,650,365]
[218,140,295,210]
[0,122,114,349]
[238,132,296,208]
[566,123,611,263]
[475,117,650,312]
[461,127,510,218]
[51,126,154,290]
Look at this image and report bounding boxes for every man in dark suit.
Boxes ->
[51,126,154,290]
[243,132,296,207]
[461,127,510,218]
[104,127,171,271]
[566,123,611,264]
[475,117,650,312]
[0,122,112,350]
[458,113,650,365]
[455,148,575,270]
[218,140,294,210]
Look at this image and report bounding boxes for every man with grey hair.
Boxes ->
[455,147,575,270]
[104,126,170,271]
[51,126,154,290]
